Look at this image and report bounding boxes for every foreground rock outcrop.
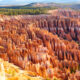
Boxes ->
[0,58,43,80]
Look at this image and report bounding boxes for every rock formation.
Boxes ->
[0,9,80,80]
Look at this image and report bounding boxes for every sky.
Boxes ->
[0,0,79,5]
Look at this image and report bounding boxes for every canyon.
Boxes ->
[0,9,80,80]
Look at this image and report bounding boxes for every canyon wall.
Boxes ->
[0,11,79,43]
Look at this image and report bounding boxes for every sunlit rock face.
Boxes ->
[0,9,80,80]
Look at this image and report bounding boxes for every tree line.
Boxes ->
[0,7,57,15]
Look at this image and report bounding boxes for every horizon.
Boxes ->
[0,0,79,6]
